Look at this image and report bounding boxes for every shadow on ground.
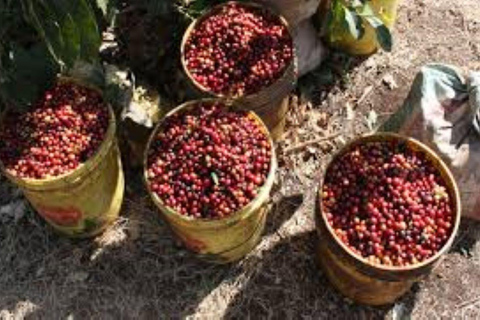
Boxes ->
[2,168,477,319]
[222,229,419,320]
[3,0,480,317]
[0,172,300,319]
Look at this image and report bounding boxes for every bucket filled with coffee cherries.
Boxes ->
[315,133,461,305]
[144,99,277,263]
[181,1,297,140]
[0,78,125,237]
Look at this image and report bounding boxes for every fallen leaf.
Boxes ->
[306,146,317,155]
[366,110,379,131]
[382,73,398,90]
[346,102,355,120]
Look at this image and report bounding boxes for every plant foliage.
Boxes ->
[327,0,393,52]
[175,0,232,20]
[0,0,102,111]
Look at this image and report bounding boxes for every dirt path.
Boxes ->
[1,0,480,319]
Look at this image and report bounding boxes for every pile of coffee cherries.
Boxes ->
[184,3,293,96]
[0,82,109,179]
[146,102,272,219]
[322,141,454,267]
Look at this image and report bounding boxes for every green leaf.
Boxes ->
[327,0,347,41]
[176,0,211,20]
[332,0,346,21]
[0,43,57,108]
[375,24,393,52]
[357,3,393,52]
[367,17,392,51]
[344,8,364,40]
[350,0,364,8]
[23,0,80,67]
[187,0,210,13]
[21,0,65,66]
[20,0,100,69]
[366,110,378,131]
[55,11,82,67]
[356,2,375,17]
[70,0,101,62]
[94,0,109,16]
[92,0,117,25]
[210,172,219,185]
[51,0,101,64]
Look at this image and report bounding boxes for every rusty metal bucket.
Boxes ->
[180,1,298,141]
[315,133,461,305]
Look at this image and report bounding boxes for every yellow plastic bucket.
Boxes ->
[322,0,401,55]
[0,78,125,238]
[144,99,277,263]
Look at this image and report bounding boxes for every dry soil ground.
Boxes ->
[1,0,480,319]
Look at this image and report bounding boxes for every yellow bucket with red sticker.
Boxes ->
[144,100,277,263]
[0,79,124,238]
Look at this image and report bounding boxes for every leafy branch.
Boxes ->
[327,0,393,52]
[175,0,231,20]
[0,0,102,111]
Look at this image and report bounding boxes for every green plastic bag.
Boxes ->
[381,64,480,220]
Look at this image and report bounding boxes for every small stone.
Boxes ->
[13,201,26,222]
[68,271,89,283]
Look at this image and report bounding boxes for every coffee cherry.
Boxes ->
[184,3,293,96]
[323,141,454,267]
[146,102,271,219]
[0,82,109,179]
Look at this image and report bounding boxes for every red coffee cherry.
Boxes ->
[184,3,293,96]
[146,102,271,219]
[0,82,109,179]
[323,141,454,267]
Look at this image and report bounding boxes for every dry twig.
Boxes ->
[284,133,341,154]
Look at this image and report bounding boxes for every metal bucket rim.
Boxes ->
[0,77,117,191]
[317,132,462,273]
[143,98,277,228]
[180,1,296,100]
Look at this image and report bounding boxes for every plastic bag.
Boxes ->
[381,64,480,220]
[254,0,321,26]
[293,20,327,77]
[253,0,326,76]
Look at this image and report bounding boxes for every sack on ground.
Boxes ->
[293,20,327,77]
[381,64,480,220]
[254,0,321,26]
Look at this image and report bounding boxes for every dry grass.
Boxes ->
[1,0,480,319]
